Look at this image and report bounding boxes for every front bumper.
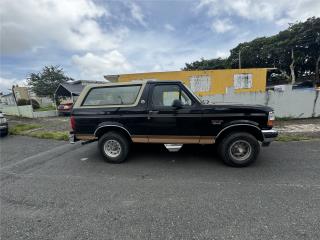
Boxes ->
[262,129,278,146]
[0,123,8,130]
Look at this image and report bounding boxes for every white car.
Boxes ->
[0,112,8,137]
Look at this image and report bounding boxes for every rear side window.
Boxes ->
[82,85,141,106]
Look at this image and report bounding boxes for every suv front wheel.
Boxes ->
[98,131,130,163]
[218,132,260,167]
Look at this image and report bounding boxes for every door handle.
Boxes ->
[149,110,159,114]
[148,110,159,119]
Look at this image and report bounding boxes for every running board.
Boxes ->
[81,139,97,145]
[164,144,183,152]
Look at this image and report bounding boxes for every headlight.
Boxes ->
[268,111,275,126]
[269,111,275,120]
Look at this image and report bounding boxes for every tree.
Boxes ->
[184,17,320,84]
[27,66,73,99]
[183,57,229,70]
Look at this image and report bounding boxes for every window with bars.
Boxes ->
[234,74,253,89]
[189,75,211,92]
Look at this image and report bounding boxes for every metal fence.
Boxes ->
[201,85,320,118]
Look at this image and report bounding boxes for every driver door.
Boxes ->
[147,83,201,143]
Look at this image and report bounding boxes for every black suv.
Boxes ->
[70,80,278,167]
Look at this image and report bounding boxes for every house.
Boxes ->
[54,80,106,102]
[10,86,53,106]
[0,93,16,105]
[104,68,271,96]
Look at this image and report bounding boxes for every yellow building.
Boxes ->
[104,68,269,96]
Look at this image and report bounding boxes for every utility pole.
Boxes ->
[238,46,249,69]
[11,85,21,117]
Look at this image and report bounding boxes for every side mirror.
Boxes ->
[172,99,183,109]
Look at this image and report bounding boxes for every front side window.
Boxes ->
[152,85,192,107]
[82,85,141,106]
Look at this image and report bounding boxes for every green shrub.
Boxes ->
[30,99,40,109]
[16,99,29,106]
[16,99,40,109]
[34,105,56,112]
[29,131,69,141]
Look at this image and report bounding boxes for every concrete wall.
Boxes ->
[37,97,54,107]
[1,86,319,119]
[201,86,320,118]
[0,105,58,118]
[1,105,34,118]
[33,110,58,118]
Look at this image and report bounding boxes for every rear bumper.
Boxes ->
[69,131,77,144]
[262,129,278,145]
[69,131,96,144]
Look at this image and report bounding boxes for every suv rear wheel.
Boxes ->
[98,131,130,163]
[218,132,260,167]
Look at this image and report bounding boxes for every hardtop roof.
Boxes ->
[85,79,183,88]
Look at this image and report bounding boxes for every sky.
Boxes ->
[1,0,320,93]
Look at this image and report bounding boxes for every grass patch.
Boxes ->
[28,131,69,141]
[276,116,320,122]
[34,105,56,112]
[9,123,68,141]
[276,135,311,142]
[275,117,294,121]
[9,124,42,134]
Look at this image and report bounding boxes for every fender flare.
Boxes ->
[215,121,263,141]
[94,122,131,137]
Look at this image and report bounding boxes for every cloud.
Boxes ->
[0,77,27,93]
[198,0,320,24]
[211,19,234,33]
[72,51,132,80]
[0,0,122,54]
[164,23,175,31]
[215,50,230,58]
[128,1,147,26]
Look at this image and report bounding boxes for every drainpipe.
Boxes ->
[25,88,34,118]
[312,90,319,118]
[265,90,270,106]
[11,86,21,117]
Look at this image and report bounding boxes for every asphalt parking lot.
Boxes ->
[1,136,320,240]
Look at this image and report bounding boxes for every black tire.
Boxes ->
[218,132,260,167]
[98,131,130,164]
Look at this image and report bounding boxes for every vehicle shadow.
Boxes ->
[127,143,222,166]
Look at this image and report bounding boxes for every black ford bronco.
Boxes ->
[70,80,278,167]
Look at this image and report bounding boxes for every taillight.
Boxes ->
[70,116,75,130]
[267,111,275,127]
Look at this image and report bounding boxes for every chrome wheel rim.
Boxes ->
[104,140,121,158]
[229,140,252,161]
